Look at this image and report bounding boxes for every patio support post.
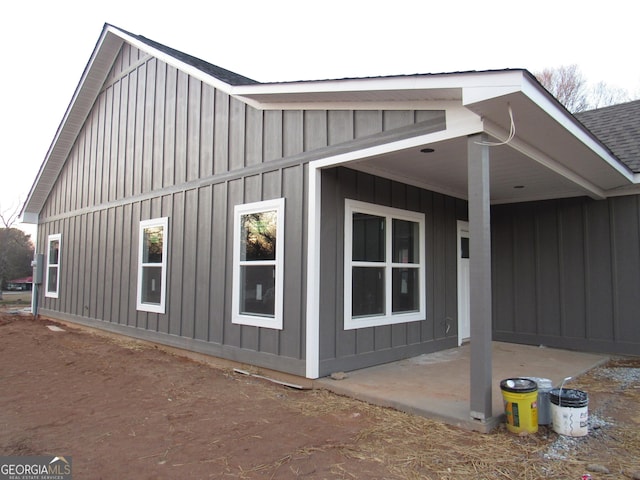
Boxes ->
[467,133,493,421]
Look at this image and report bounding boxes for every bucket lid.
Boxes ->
[523,377,553,389]
[549,388,588,407]
[500,378,537,393]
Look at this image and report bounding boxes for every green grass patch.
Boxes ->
[0,291,32,306]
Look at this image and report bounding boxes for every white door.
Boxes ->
[457,221,470,345]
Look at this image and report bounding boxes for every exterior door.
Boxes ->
[457,221,470,345]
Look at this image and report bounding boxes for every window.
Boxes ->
[45,233,61,298]
[232,198,284,329]
[137,217,168,314]
[344,199,425,329]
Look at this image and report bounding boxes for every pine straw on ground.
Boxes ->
[273,358,640,480]
[286,390,576,479]
[565,359,640,479]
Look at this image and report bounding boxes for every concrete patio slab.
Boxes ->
[316,342,608,432]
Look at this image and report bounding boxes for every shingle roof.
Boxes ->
[110,25,259,86]
[576,100,640,173]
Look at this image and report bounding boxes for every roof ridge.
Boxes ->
[108,24,259,86]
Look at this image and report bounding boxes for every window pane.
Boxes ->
[143,226,164,264]
[240,265,276,316]
[49,240,60,265]
[141,266,162,304]
[352,213,385,262]
[352,267,385,317]
[47,266,58,293]
[392,268,419,313]
[392,219,419,264]
[461,237,469,259]
[241,211,277,261]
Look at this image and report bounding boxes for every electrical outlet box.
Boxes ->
[32,253,44,284]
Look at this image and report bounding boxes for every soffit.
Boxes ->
[350,136,595,204]
[22,28,125,218]
[346,88,635,205]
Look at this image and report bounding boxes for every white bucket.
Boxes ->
[549,388,588,437]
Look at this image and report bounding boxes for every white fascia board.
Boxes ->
[21,212,39,224]
[234,70,524,97]
[235,99,460,111]
[22,27,124,217]
[235,75,459,96]
[519,79,634,182]
[312,123,483,172]
[306,104,481,169]
[105,26,237,95]
[232,72,528,110]
[462,76,524,105]
[463,72,634,188]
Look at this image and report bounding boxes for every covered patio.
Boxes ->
[317,342,608,432]
[302,71,632,430]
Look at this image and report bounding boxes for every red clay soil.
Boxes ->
[1,312,639,479]
[0,314,387,479]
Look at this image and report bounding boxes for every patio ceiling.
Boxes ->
[345,90,635,205]
[348,135,596,204]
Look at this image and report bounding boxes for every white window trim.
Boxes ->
[232,198,285,330]
[344,199,426,330]
[137,217,169,314]
[45,233,61,299]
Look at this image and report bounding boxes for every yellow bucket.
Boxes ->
[500,378,538,434]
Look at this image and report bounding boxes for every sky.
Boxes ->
[2,0,639,240]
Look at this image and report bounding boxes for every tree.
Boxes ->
[0,228,34,298]
[535,64,631,113]
[535,65,590,113]
[590,81,631,110]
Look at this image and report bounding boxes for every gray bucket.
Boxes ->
[524,377,553,425]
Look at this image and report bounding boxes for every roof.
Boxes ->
[110,25,259,86]
[20,24,637,220]
[576,100,640,173]
[8,276,32,283]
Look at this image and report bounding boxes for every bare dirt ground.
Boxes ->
[1,311,639,479]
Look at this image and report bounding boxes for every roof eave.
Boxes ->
[462,71,634,190]
[231,70,531,109]
[21,24,126,218]
[21,26,635,223]
[22,24,262,219]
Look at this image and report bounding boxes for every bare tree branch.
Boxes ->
[536,64,589,112]
[535,64,634,113]
[590,81,630,109]
[0,201,22,229]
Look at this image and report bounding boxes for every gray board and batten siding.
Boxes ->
[318,167,468,376]
[492,195,640,356]
[36,42,449,376]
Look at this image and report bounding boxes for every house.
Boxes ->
[22,24,640,426]
[6,276,33,291]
